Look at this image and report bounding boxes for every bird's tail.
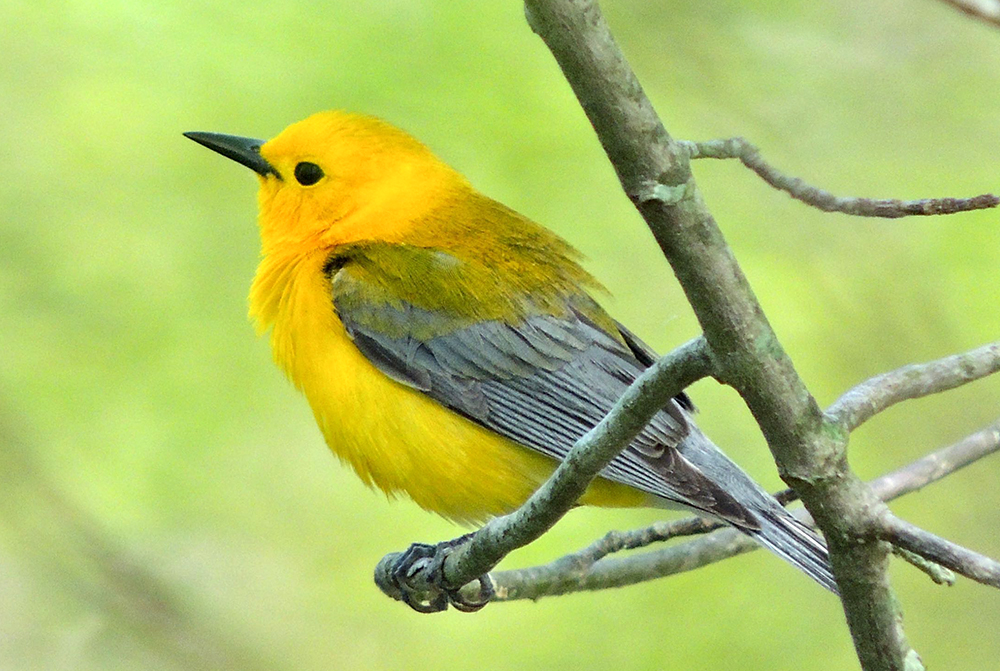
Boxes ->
[747,507,838,593]
[677,425,838,593]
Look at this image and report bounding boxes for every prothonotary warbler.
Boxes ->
[185,111,836,592]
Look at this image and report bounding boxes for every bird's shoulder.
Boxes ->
[324,192,617,341]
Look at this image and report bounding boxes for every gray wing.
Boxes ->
[332,274,755,527]
[616,320,695,413]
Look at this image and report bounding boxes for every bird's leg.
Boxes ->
[389,533,494,613]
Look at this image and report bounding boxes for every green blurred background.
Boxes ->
[3,1,999,669]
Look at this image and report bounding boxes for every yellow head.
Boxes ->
[186,111,468,254]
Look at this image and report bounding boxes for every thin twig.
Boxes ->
[565,517,722,564]
[481,418,1000,602]
[555,517,721,566]
[867,419,1000,501]
[890,546,956,586]
[938,0,1000,28]
[487,527,755,601]
[680,138,999,218]
[827,341,1000,431]
[374,337,713,607]
[878,515,1000,589]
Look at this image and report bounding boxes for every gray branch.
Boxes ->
[877,514,1000,589]
[491,526,754,600]
[522,1,915,669]
[866,419,1000,501]
[374,2,993,668]
[374,337,712,607]
[482,418,999,601]
[827,341,1000,431]
[680,138,999,218]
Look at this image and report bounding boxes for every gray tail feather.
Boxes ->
[749,509,838,594]
[672,425,838,593]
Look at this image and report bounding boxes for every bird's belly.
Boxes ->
[280,291,650,522]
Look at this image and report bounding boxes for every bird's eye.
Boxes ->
[294,162,324,186]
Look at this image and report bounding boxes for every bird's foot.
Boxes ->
[386,534,494,613]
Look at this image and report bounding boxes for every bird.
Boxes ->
[185,111,836,593]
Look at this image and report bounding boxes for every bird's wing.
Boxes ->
[330,255,756,527]
[615,320,695,413]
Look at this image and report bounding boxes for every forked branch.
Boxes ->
[479,417,1000,602]
[376,3,997,669]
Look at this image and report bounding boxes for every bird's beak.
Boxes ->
[183,131,280,179]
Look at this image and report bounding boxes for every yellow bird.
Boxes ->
[185,111,835,592]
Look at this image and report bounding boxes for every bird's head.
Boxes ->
[186,111,466,253]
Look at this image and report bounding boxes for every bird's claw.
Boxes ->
[391,542,449,613]
[445,573,494,612]
[389,537,494,613]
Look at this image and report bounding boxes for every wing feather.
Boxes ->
[332,262,756,527]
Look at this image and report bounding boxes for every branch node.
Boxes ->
[635,179,691,206]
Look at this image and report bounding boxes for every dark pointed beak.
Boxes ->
[183,131,280,178]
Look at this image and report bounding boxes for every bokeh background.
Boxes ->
[3,1,999,669]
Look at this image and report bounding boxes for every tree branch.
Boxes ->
[491,526,753,600]
[522,2,915,669]
[481,418,999,601]
[890,546,956,586]
[680,138,999,218]
[374,337,712,607]
[867,418,1000,500]
[827,341,1000,431]
[937,0,1000,28]
[877,515,1000,588]
[376,3,992,668]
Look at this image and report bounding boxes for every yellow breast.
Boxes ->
[252,249,649,523]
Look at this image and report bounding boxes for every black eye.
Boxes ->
[294,162,324,186]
